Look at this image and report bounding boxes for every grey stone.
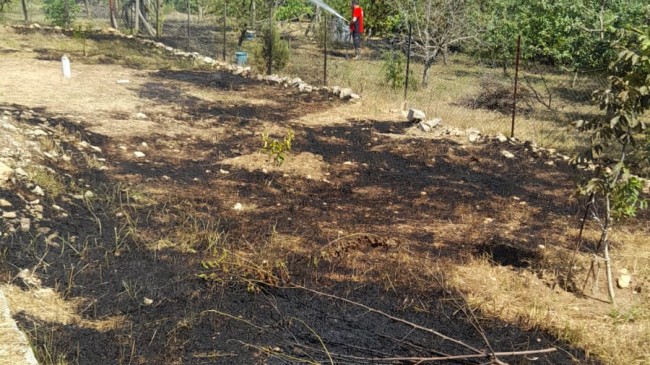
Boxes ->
[407,109,426,122]
[19,218,30,232]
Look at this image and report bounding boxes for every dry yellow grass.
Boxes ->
[448,229,650,365]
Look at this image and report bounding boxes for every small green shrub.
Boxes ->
[43,0,79,27]
[382,50,406,89]
[251,24,290,74]
[261,129,294,166]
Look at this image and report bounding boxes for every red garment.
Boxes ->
[350,6,364,34]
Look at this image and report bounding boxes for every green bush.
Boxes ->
[43,0,79,27]
[382,50,407,89]
[251,24,290,74]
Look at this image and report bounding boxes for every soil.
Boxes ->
[0,25,603,365]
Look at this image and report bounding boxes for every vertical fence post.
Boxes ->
[404,22,412,101]
[186,0,191,51]
[155,0,161,37]
[267,1,274,75]
[222,0,227,61]
[511,34,521,138]
[323,14,328,86]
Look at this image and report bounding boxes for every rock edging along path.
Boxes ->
[0,287,39,365]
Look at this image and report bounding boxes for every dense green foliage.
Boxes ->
[0,0,11,12]
[43,0,79,27]
[469,0,650,71]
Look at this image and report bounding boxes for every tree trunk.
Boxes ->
[109,0,117,29]
[20,0,29,22]
[64,0,69,27]
[156,0,162,37]
[603,195,615,305]
[198,5,203,22]
[442,45,449,66]
[135,0,140,33]
[83,0,91,19]
[421,51,438,88]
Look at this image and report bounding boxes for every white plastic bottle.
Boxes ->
[61,55,71,79]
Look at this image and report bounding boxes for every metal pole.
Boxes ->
[404,22,412,101]
[323,14,328,85]
[222,0,227,61]
[510,34,521,138]
[267,1,274,75]
[187,0,191,52]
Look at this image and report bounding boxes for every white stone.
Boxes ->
[0,199,11,207]
[84,190,94,199]
[19,218,30,232]
[219,169,230,174]
[339,88,353,99]
[0,162,13,184]
[2,211,17,219]
[468,134,481,143]
[496,133,508,143]
[501,150,515,159]
[135,113,148,119]
[617,273,632,289]
[233,202,243,211]
[133,151,146,158]
[32,186,45,196]
[407,109,426,122]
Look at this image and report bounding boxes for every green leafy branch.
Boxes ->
[261,129,294,166]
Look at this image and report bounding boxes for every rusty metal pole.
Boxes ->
[404,22,412,101]
[323,14,328,85]
[222,0,227,61]
[511,35,521,138]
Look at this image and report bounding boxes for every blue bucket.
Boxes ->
[235,51,248,65]
[245,30,256,40]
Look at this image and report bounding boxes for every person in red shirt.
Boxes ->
[349,0,364,59]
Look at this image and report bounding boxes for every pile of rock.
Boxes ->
[0,106,106,237]
[12,24,362,103]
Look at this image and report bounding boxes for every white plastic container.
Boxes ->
[61,55,71,79]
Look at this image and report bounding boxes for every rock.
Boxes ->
[331,86,341,96]
[19,218,30,232]
[233,202,243,211]
[90,145,102,153]
[2,211,17,219]
[84,190,94,199]
[135,112,148,119]
[501,150,515,159]
[203,56,214,64]
[0,199,11,207]
[339,88,353,99]
[350,93,361,101]
[617,270,632,289]
[467,129,481,143]
[264,75,283,85]
[32,186,45,196]
[219,169,230,174]
[0,162,13,185]
[143,297,154,306]
[233,67,244,75]
[407,109,426,122]
[290,77,303,86]
[133,151,146,158]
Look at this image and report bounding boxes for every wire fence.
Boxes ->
[1,2,609,149]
